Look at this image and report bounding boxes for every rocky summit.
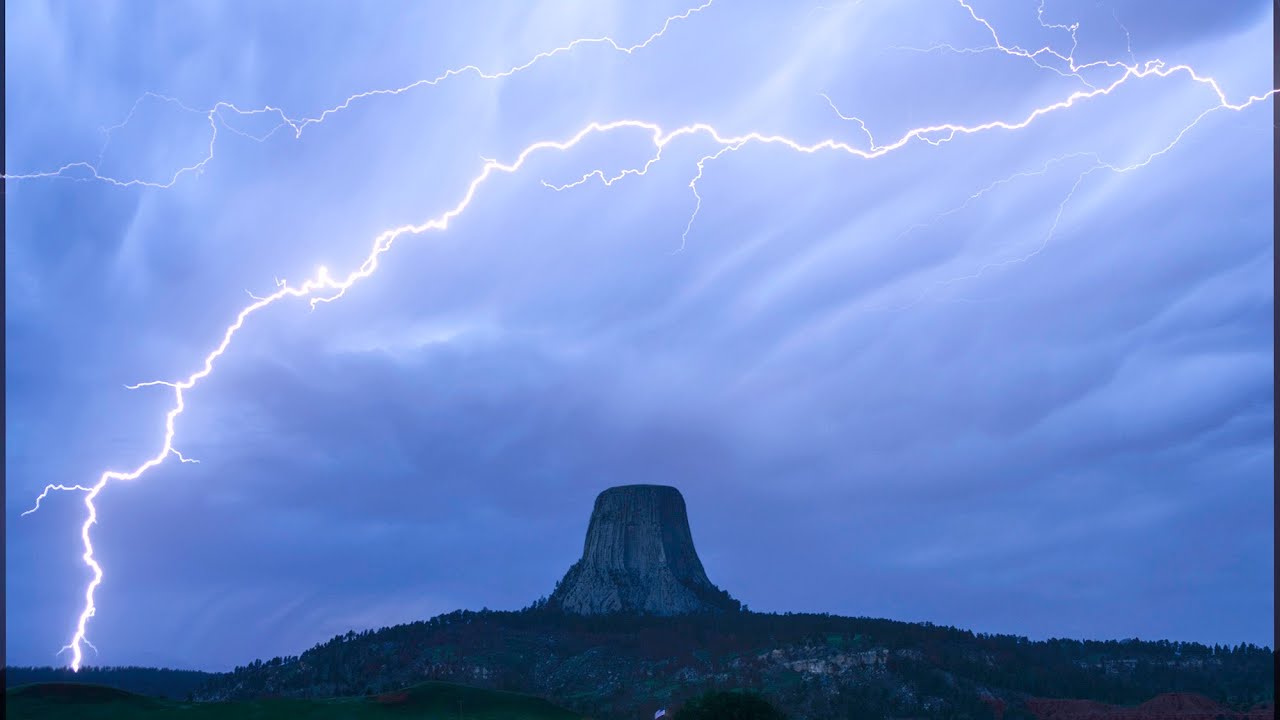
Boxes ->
[547,484,740,615]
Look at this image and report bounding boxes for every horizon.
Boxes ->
[5,603,1276,675]
[5,0,1275,671]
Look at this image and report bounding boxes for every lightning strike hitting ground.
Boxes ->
[8,0,1275,670]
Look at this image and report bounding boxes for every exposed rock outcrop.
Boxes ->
[547,484,740,615]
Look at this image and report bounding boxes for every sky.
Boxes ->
[4,0,1274,671]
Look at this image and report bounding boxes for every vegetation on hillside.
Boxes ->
[675,689,788,719]
[4,680,582,720]
[191,607,1275,720]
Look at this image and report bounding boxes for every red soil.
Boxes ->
[1026,693,1270,720]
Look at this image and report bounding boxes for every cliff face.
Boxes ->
[547,484,739,615]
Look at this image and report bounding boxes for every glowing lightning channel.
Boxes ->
[826,0,1275,311]
[895,0,1159,92]
[0,1,715,189]
[22,485,95,517]
[677,142,746,254]
[12,0,1275,671]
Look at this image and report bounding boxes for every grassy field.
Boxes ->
[6,681,586,720]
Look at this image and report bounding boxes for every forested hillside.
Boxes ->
[193,608,1274,720]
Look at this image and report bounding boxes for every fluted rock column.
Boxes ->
[547,485,740,615]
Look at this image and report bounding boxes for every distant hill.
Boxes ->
[4,666,215,700]
[191,608,1275,720]
[5,679,584,720]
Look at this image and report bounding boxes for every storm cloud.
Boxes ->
[5,0,1273,669]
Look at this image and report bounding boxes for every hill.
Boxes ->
[5,679,583,720]
[4,666,215,700]
[191,608,1275,720]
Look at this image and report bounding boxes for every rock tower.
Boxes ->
[547,484,740,615]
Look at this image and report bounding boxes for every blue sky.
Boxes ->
[5,0,1273,670]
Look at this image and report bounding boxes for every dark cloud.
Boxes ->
[5,0,1273,669]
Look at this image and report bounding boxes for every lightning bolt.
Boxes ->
[677,142,747,254]
[1,1,714,190]
[8,0,1274,670]
[22,485,96,518]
